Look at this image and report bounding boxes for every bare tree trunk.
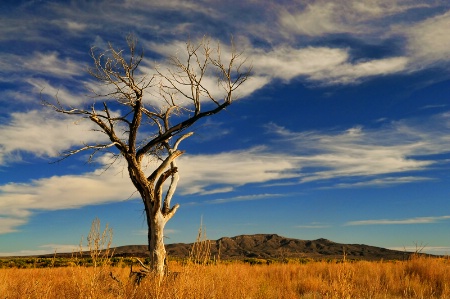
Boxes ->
[147,209,167,275]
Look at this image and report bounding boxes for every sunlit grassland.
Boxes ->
[3,220,447,298]
[1,255,450,298]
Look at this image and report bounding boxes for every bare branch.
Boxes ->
[162,168,179,215]
[164,203,179,221]
[135,257,150,271]
[128,97,142,154]
[154,166,178,213]
[148,150,183,183]
[174,132,194,151]
[136,100,230,160]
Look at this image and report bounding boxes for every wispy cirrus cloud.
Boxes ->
[206,193,285,204]
[276,0,450,78]
[389,245,450,255]
[279,2,350,36]
[0,156,136,234]
[0,110,107,165]
[266,111,450,183]
[0,217,28,234]
[231,45,407,85]
[0,243,87,257]
[278,0,433,37]
[345,215,450,226]
[404,10,450,66]
[0,52,85,80]
[327,176,435,189]
[176,148,300,195]
[296,222,330,229]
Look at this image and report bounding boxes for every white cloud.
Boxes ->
[0,157,136,233]
[405,10,450,65]
[23,52,85,77]
[330,176,435,188]
[248,46,408,84]
[0,51,85,79]
[309,57,409,84]
[389,245,450,255]
[345,215,450,226]
[350,0,431,17]
[250,46,348,81]
[278,0,430,37]
[0,170,135,212]
[206,193,284,204]
[0,217,28,234]
[298,150,432,183]
[296,222,330,229]
[0,110,107,165]
[53,20,89,32]
[176,147,300,195]
[275,1,450,77]
[0,243,87,257]
[266,112,450,183]
[26,78,89,106]
[279,2,350,36]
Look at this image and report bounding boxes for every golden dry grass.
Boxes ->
[1,255,450,299]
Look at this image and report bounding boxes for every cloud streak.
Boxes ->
[330,176,435,189]
[244,46,408,85]
[346,215,450,226]
[266,111,450,183]
[206,193,285,204]
[0,110,107,165]
[278,0,432,37]
[389,246,450,255]
[0,156,137,234]
[0,51,85,79]
[0,243,86,257]
[296,222,330,229]
[404,10,450,66]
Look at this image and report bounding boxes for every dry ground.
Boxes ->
[1,255,450,298]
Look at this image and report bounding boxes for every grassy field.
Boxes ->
[1,255,450,299]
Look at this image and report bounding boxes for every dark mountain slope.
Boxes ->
[111,234,411,261]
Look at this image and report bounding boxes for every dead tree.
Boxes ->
[44,35,250,277]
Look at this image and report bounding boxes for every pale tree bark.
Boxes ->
[44,35,250,277]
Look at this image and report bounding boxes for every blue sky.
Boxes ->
[1,0,450,256]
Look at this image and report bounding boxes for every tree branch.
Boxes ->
[136,101,229,161]
[154,166,178,213]
[147,150,183,183]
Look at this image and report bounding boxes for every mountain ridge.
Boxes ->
[12,234,416,261]
[110,233,413,261]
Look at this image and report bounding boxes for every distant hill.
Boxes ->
[25,234,414,261]
[109,234,412,261]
